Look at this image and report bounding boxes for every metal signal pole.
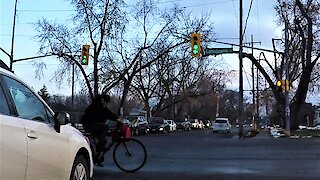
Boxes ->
[249,35,261,130]
[238,0,244,137]
[10,0,18,70]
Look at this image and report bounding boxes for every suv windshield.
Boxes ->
[125,116,138,122]
[175,119,186,122]
[150,119,163,124]
[215,120,228,123]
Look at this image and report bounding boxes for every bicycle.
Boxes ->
[82,122,147,173]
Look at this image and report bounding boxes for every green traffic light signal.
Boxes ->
[193,44,199,54]
[82,55,87,63]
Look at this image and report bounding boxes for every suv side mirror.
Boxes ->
[54,112,70,133]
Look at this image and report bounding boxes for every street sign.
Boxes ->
[204,48,234,56]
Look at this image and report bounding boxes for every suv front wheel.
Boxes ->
[70,155,90,180]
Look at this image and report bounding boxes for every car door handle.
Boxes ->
[27,131,38,140]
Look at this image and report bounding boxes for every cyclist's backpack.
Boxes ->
[112,124,131,142]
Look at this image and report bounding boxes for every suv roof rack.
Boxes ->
[0,60,11,71]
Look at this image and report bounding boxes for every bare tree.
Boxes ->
[120,2,223,118]
[99,0,220,116]
[34,0,232,119]
[244,0,320,129]
[38,84,50,103]
[35,0,127,100]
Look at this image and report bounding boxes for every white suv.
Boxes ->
[124,116,149,135]
[212,117,232,133]
[165,119,177,132]
[0,64,93,179]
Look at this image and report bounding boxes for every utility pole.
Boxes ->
[238,0,244,137]
[284,20,290,135]
[216,95,219,117]
[251,35,256,130]
[10,0,18,70]
[72,63,75,106]
[256,54,261,127]
[249,35,261,130]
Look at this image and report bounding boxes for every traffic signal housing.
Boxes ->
[276,79,290,92]
[283,80,290,92]
[190,33,201,58]
[276,80,283,94]
[81,45,90,65]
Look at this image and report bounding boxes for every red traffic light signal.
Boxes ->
[190,33,201,58]
[81,45,90,65]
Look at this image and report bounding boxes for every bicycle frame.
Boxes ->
[82,123,147,172]
[88,133,130,158]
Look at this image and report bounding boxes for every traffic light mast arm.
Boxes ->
[202,48,235,57]
[212,40,283,54]
[12,54,54,63]
[0,47,11,59]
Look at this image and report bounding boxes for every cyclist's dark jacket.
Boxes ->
[81,102,118,124]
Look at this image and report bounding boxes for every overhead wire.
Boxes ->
[3,0,258,43]
[180,0,236,9]
[243,0,254,39]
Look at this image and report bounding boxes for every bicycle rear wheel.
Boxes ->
[113,138,147,172]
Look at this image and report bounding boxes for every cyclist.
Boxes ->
[81,94,122,166]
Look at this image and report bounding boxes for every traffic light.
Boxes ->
[81,45,90,65]
[276,80,283,87]
[284,79,290,92]
[276,80,283,93]
[190,33,201,58]
[276,79,290,92]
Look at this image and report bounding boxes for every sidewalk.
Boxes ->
[232,128,272,139]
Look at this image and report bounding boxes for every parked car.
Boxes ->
[189,119,200,129]
[212,117,232,133]
[0,63,93,180]
[165,119,177,132]
[204,120,212,128]
[148,117,170,133]
[123,115,149,135]
[175,118,192,131]
[198,120,205,129]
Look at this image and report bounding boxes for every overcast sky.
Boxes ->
[1,0,283,97]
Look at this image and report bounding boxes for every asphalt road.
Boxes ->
[92,128,320,180]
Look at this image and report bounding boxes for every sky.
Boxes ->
[1,0,73,95]
[2,0,309,102]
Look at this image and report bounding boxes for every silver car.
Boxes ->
[212,118,232,133]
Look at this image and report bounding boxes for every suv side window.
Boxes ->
[3,75,53,123]
[0,80,10,115]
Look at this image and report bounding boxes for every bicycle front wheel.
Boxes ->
[113,138,147,173]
